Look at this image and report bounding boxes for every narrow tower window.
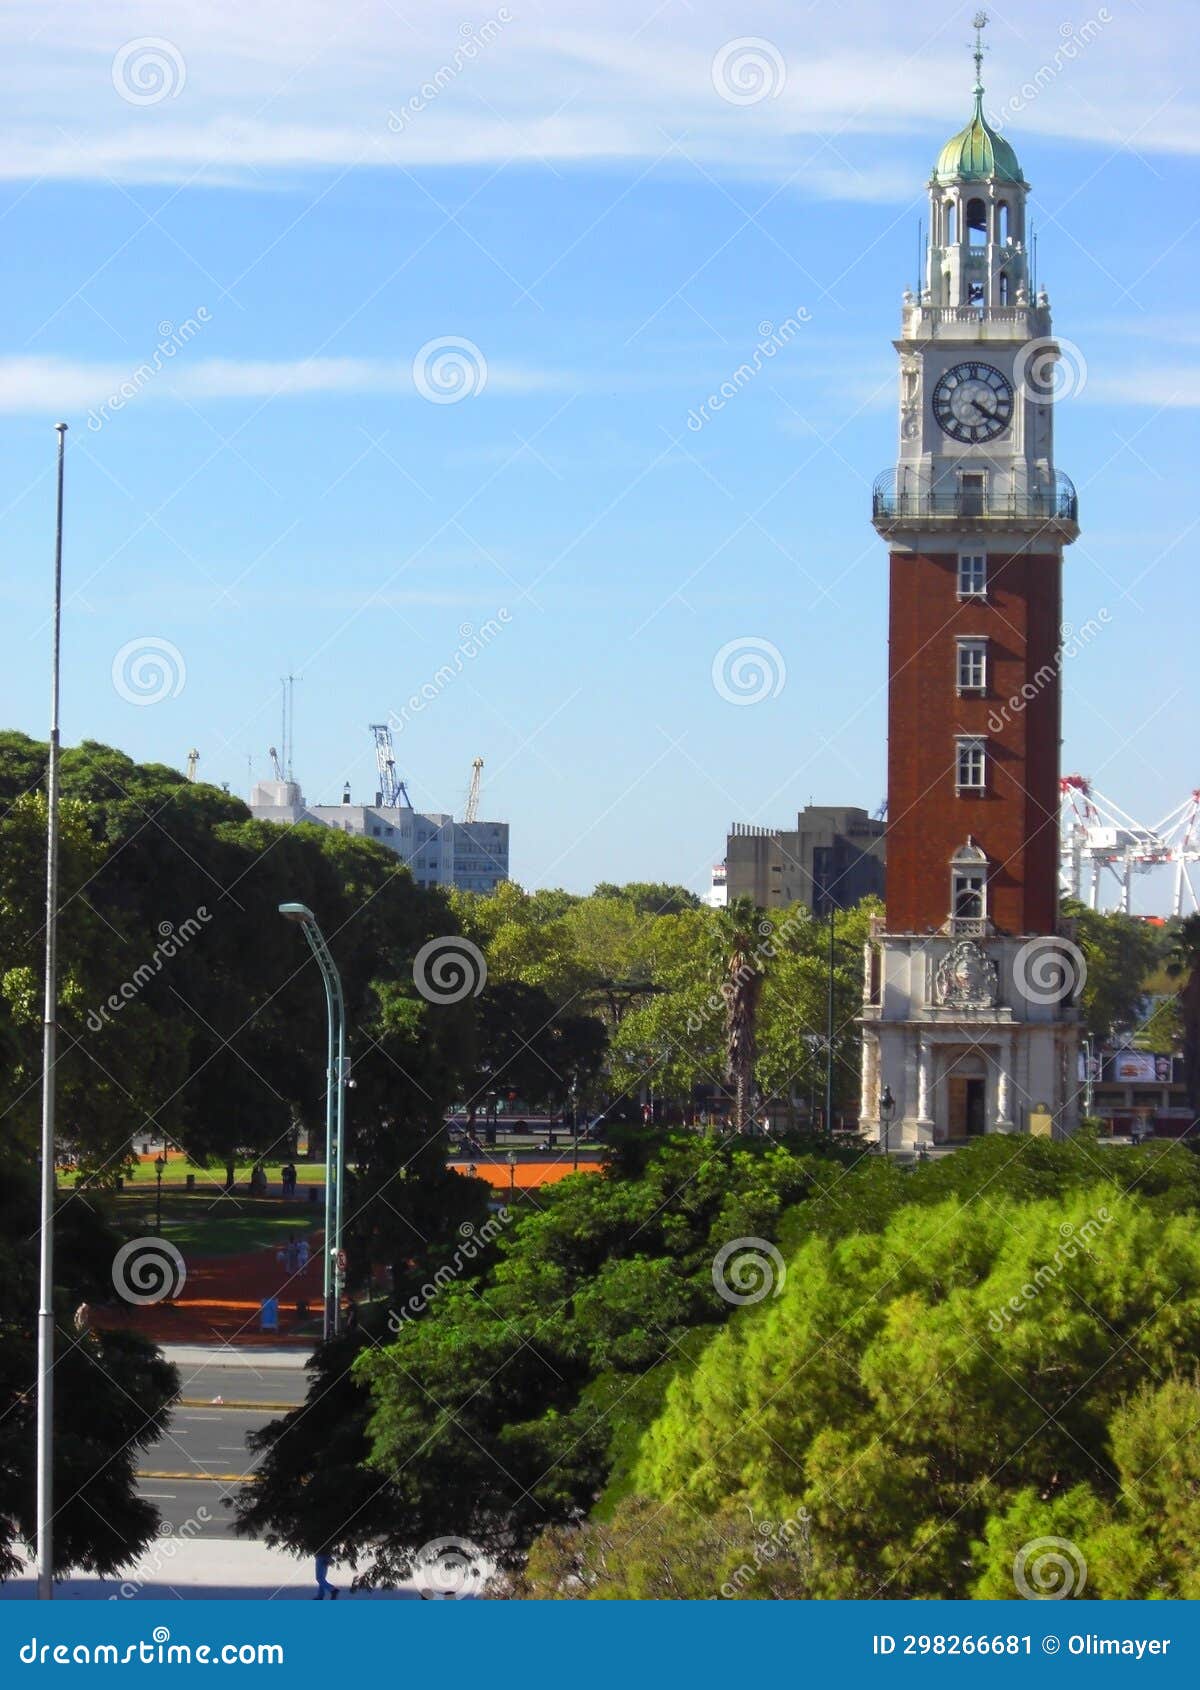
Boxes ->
[967,197,988,246]
[945,201,957,244]
[997,201,1011,243]
[950,841,989,924]
[958,553,987,596]
[955,736,987,792]
[956,638,988,693]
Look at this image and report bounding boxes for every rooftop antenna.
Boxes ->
[280,674,299,783]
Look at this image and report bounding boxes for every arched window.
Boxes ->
[997,200,1011,243]
[999,270,1010,306]
[967,197,988,247]
[951,840,988,922]
[942,270,952,306]
[945,200,957,245]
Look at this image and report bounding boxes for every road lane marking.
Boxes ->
[137,1470,259,1483]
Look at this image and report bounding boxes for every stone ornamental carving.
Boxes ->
[900,354,921,440]
[934,939,998,1007]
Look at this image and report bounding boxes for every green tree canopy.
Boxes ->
[624,1168,1200,1598]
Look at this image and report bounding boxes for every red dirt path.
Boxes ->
[98,1162,599,1347]
[95,1236,324,1348]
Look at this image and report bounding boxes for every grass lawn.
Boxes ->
[100,1191,320,1257]
[115,1159,327,1190]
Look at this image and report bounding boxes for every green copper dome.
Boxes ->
[933,88,1024,185]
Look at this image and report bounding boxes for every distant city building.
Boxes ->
[724,806,886,912]
[248,779,509,893]
[705,861,728,908]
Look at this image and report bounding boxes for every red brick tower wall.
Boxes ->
[886,547,1062,935]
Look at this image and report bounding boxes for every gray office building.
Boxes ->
[724,805,885,912]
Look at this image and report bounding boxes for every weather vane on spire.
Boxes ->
[971,11,989,91]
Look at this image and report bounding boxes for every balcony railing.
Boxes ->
[872,470,1078,530]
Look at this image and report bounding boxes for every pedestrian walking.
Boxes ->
[314,1552,338,1599]
[284,1235,299,1276]
[297,1236,310,1269]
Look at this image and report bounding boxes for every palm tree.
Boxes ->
[1166,913,1200,1110]
[719,898,764,1133]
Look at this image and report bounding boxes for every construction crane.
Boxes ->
[185,748,199,782]
[1058,775,1182,913]
[464,757,483,824]
[369,723,411,808]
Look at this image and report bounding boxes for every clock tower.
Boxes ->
[860,18,1083,1147]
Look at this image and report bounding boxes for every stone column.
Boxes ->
[859,1035,878,1130]
[997,1035,1014,1131]
[917,1040,934,1140]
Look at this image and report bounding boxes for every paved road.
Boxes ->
[138,1355,310,1538]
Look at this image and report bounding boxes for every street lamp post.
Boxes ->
[880,1085,895,1159]
[571,1078,579,1171]
[36,421,68,1603]
[824,887,836,1138]
[155,1155,165,1234]
[280,903,346,1342]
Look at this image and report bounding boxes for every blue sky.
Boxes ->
[0,1,1196,903]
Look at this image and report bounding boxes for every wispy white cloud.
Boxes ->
[0,0,1193,190]
[0,353,576,412]
[1083,370,1200,408]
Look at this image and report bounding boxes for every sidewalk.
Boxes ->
[2,1541,422,1600]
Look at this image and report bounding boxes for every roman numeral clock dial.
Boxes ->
[932,361,1013,444]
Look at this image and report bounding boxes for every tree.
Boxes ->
[591,883,700,918]
[504,1495,813,1599]
[1065,899,1160,1041]
[0,1147,178,1579]
[1166,913,1200,1108]
[973,1374,1200,1599]
[236,1135,852,1577]
[623,1177,1200,1598]
[720,898,764,1131]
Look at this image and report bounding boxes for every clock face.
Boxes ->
[932,362,1014,444]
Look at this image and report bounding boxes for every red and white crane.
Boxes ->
[1059,775,1199,915]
